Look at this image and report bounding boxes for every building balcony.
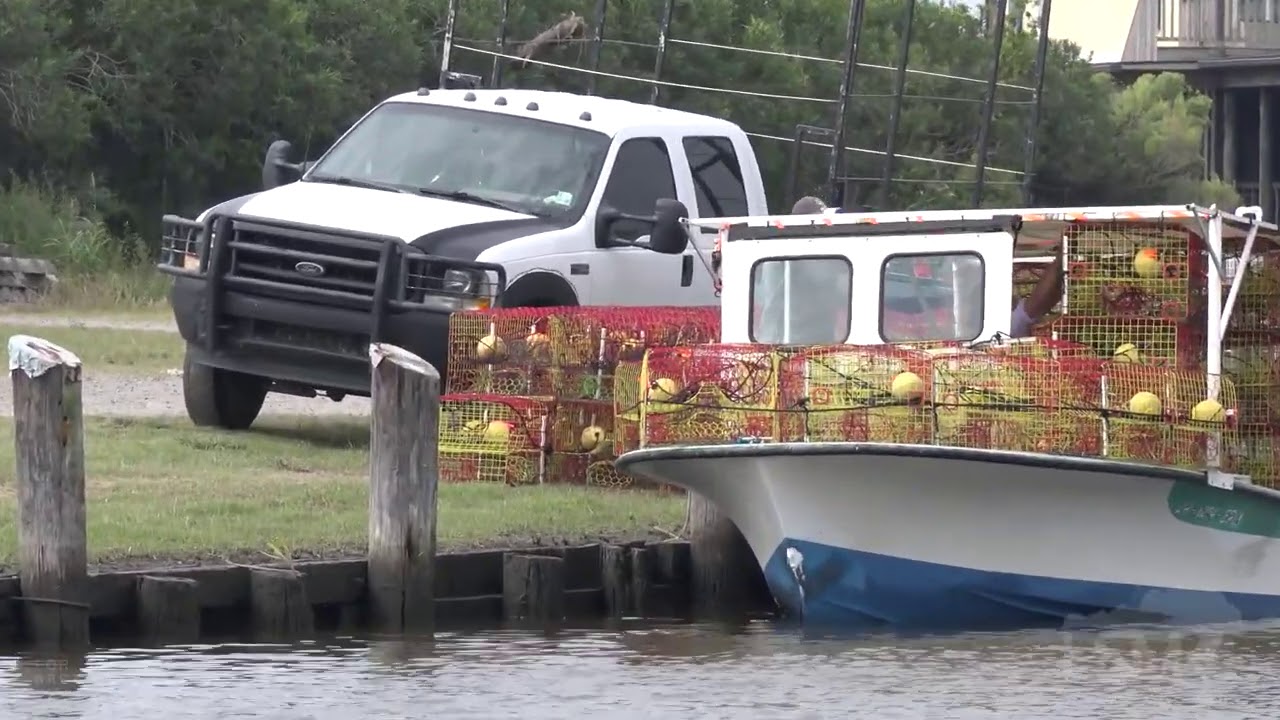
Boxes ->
[1157,0,1280,55]
[1058,0,1280,64]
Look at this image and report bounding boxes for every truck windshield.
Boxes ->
[305,101,611,219]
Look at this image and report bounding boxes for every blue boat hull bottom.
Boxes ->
[763,538,1280,632]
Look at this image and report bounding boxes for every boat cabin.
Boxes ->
[711,215,1018,347]
[690,204,1279,373]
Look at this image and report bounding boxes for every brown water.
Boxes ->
[4,619,1280,719]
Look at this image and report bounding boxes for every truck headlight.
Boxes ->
[442,269,479,295]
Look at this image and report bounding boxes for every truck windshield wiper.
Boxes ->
[415,188,531,215]
[306,174,410,194]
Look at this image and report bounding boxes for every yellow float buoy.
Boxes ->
[476,333,507,362]
[1113,343,1140,364]
[1190,399,1225,423]
[1133,247,1161,278]
[1128,391,1162,416]
[890,371,925,401]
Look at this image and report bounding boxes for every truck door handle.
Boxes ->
[681,255,693,287]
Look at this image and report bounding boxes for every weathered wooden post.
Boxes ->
[502,553,565,625]
[367,342,439,634]
[136,575,201,644]
[9,334,90,649]
[687,493,758,617]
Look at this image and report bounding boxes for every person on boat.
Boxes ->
[1010,250,1063,337]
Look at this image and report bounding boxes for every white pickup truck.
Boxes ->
[157,86,769,429]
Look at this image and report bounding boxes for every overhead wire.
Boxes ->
[451,44,1028,176]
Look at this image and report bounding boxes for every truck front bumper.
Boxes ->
[159,213,505,396]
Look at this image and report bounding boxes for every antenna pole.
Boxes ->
[439,0,459,89]
[490,0,512,88]
[650,0,676,104]
[826,0,869,207]
[586,0,610,95]
[1021,0,1053,204]
[971,0,1009,207]
[878,0,918,210]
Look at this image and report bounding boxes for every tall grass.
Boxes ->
[0,181,170,312]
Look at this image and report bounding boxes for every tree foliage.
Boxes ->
[0,0,1235,256]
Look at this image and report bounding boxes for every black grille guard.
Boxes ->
[158,212,508,353]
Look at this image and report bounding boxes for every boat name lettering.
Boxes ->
[1172,501,1244,529]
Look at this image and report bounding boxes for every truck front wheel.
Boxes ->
[182,348,269,430]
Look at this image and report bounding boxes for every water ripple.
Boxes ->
[3,619,1280,719]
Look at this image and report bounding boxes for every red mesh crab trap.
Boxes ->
[548,306,720,367]
[437,393,554,485]
[1099,364,1239,470]
[550,398,615,454]
[776,344,934,444]
[548,306,721,402]
[930,352,1104,456]
[1037,316,1203,369]
[445,307,567,394]
[615,344,780,449]
[1063,221,1206,324]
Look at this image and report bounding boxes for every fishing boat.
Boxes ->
[614,202,1280,632]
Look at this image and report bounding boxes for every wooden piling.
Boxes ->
[249,567,313,639]
[502,553,565,624]
[600,544,631,618]
[9,335,90,649]
[367,343,439,634]
[687,492,757,617]
[629,547,652,618]
[136,576,200,644]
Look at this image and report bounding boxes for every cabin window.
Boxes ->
[749,256,853,344]
[879,252,986,343]
[682,136,749,218]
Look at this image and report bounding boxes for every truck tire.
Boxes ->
[182,348,269,430]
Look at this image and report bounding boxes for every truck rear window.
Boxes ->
[749,256,852,344]
[683,136,749,218]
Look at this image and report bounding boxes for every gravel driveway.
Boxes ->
[0,312,371,418]
[0,369,372,419]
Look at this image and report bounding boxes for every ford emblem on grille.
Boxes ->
[294,261,326,277]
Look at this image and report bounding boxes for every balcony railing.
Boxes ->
[1235,181,1279,213]
[1156,0,1280,50]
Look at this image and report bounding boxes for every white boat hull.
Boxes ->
[616,443,1280,631]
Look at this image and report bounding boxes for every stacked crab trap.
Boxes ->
[438,306,719,487]
[608,214,1280,485]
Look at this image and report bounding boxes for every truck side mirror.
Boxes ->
[647,199,689,254]
[595,199,690,253]
[262,140,307,190]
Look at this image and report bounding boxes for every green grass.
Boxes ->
[0,416,685,569]
[26,268,171,314]
[0,323,183,373]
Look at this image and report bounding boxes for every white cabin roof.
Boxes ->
[698,204,1280,253]
[380,88,745,138]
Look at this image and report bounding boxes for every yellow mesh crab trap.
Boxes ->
[438,393,553,485]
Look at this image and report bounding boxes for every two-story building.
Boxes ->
[1040,0,1280,218]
